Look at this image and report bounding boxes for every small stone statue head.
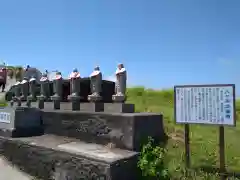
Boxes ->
[117,63,124,70]
[73,68,78,73]
[94,66,100,71]
[42,73,48,77]
[30,75,36,82]
[56,71,62,75]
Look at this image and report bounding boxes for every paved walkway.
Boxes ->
[0,157,32,180]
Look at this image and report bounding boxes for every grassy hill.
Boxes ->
[126,87,240,179]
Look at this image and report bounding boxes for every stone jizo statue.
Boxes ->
[69,68,81,97]
[28,76,37,100]
[68,68,81,110]
[14,81,21,98]
[52,71,63,98]
[88,66,102,102]
[112,64,127,102]
[39,73,50,99]
[21,77,29,101]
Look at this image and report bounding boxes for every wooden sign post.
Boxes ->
[174,84,236,179]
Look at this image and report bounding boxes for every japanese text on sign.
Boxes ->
[174,85,235,126]
[0,112,11,124]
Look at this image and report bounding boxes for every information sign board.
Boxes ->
[174,84,236,126]
[0,112,11,124]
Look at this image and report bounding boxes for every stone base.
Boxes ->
[42,110,165,151]
[20,95,28,101]
[0,127,43,138]
[67,95,81,111]
[112,94,125,103]
[0,135,139,180]
[0,107,43,138]
[88,94,102,102]
[37,95,47,101]
[27,95,36,102]
[104,103,135,113]
[80,102,104,112]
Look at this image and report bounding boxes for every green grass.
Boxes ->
[126,87,240,179]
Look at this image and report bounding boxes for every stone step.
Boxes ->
[0,134,139,180]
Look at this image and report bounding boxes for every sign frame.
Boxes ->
[174,84,236,127]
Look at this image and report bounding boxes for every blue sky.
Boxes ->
[0,0,239,93]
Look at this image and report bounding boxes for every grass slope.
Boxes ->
[126,87,240,179]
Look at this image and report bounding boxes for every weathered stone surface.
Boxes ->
[0,107,43,137]
[104,103,135,113]
[42,110,165,151]
[0,135,139,180]
[80,102,104,112]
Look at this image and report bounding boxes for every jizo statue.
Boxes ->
[52,71,63,98]
[68,68,81,111]
[21,77,29,101]
[28,76,37,100]
[39,73,50,99]
[14,81,21,98]
[69,68,81,97]
[88,66,102,102]
[37,73,49,109]
[112,63,127,102]
[51,71,63,109]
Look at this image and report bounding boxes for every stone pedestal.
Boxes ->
[37,95,46,109]
[42,111,165,151]
[80,102,104,112]
[112,94,125,103]
[104,103,135,113]
[88,93,102,102]
[51,95,61,110]
[67,95,81,111]
[0,107,43,137]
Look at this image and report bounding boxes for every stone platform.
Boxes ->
[0,134,139,180]
[42,109,164,151]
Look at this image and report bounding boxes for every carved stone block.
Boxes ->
[67,95,81,111]
[0,107,43,137]
[80,102,104,112]
[104,103,135,113]
[42,110,165,151]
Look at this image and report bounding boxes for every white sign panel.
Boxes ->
[174,85,235,126]
[0,112,11,124]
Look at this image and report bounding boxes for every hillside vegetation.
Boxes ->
[126,87,240,179]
